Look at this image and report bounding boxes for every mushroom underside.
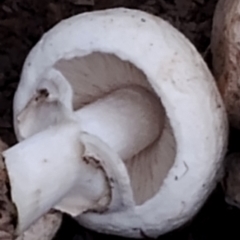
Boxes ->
[54,52,176,205]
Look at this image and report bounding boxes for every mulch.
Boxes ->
[0,0,240,239]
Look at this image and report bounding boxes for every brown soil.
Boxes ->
[0,0,240,239]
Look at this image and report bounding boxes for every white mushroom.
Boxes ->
[211,0,240,128]
[2,8,227,238]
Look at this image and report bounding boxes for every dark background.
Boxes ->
[0,0,240,239]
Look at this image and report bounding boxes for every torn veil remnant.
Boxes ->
[2,8,228,239]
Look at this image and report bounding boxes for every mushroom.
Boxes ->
[211,0,240,128]
[2,8,227,238]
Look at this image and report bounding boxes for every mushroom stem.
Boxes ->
[76,86,164,160]
[2,122,110,234]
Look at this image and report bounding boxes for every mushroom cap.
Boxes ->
[211,0,240,128]
[13,8,228,238]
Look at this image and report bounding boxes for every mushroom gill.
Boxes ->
[54,52,176,205]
